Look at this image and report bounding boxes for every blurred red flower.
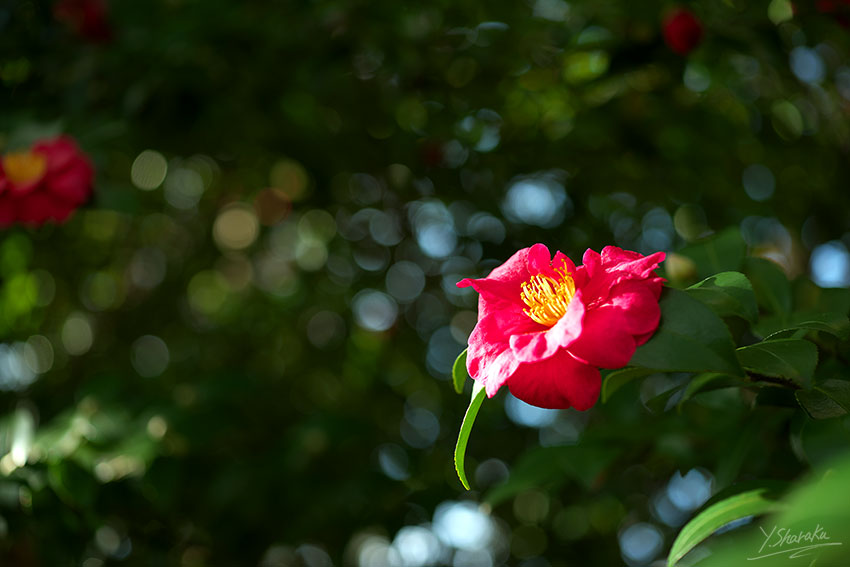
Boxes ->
[53,0,113,43]
[0,136,94,227]
[817,0,850,27]
[663,8,704,55]
[457,244,665,410]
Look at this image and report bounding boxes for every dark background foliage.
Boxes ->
[1,0,850,565]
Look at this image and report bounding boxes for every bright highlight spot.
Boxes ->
[131,150,168,190]
[213,204,260,251]
[811,241,850,288]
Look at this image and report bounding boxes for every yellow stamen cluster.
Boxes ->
[2,151,47,186]
[520,267,576,327]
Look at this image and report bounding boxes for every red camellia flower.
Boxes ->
[0,136,94,227]
[663,8,704,55]
[457,244,665,410]
[53,0,113,44]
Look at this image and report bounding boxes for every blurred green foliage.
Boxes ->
[2,0,850,565]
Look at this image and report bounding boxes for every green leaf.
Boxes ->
[681,453,850,567]
[817,379,850,410]
[686,271,758,323]
[744,257,792,315]
[736,339,817,386]
[758,311,850,340]
[454,381,486,491]
[485,445,620,507]
[601,367,655,403]
[678,373,748,407]
[452,348,469,394]
[678,227,745,280]
[667,482,787,567]
[795,389,847,420]
[795,379,850,419]
[630,289,744,377]
[645,385,684,414]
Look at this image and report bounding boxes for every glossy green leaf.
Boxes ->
[601,367,655,403]
[744,257,792,315]
[678,373,747,407]
[817,379,850,410]
[678,227,745,280]
[667,482,787,567]
[758,311,850,341]
[736,339,817,386]
[645,384,684,414]
[630,289,744,376]
[795,389,847,420]
[795,379,850,419]
[452,348,469,394]
[454,381,486,491]
[682,453,850,567]
[686,271,758,323]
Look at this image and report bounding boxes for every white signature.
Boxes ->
[748,524,843,560]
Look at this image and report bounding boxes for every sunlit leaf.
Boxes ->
[683,453,850,567]
[667,482,787,567]
[454,381,486,491]
[452,348,468,395]
[686,271,758,323]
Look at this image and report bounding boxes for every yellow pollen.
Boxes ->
[2,151,47,187]
[520,267,576,326]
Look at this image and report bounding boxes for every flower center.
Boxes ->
[520,267,576,326]
[2,151,47,187]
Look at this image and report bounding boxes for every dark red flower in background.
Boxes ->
[53,0,113,43]
[817,0,850,27]
[0,136,94,227]
[663,8,704,55]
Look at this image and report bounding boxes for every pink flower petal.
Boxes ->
[603,282,662,335]
[466,311,539,398]
[457,246,534,320]
[565,304,638,368]
[507,350,600,410]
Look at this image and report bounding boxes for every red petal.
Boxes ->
[507,350,600,410]
[34,136,79,172]
[45,158,93,204]
[601,247,666,280]
[17,193,73,226]
[603,282,662,335]
[457,245,534,320]
[466,310,538,398]
[0,193,17,226]
[566,304,638,369]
